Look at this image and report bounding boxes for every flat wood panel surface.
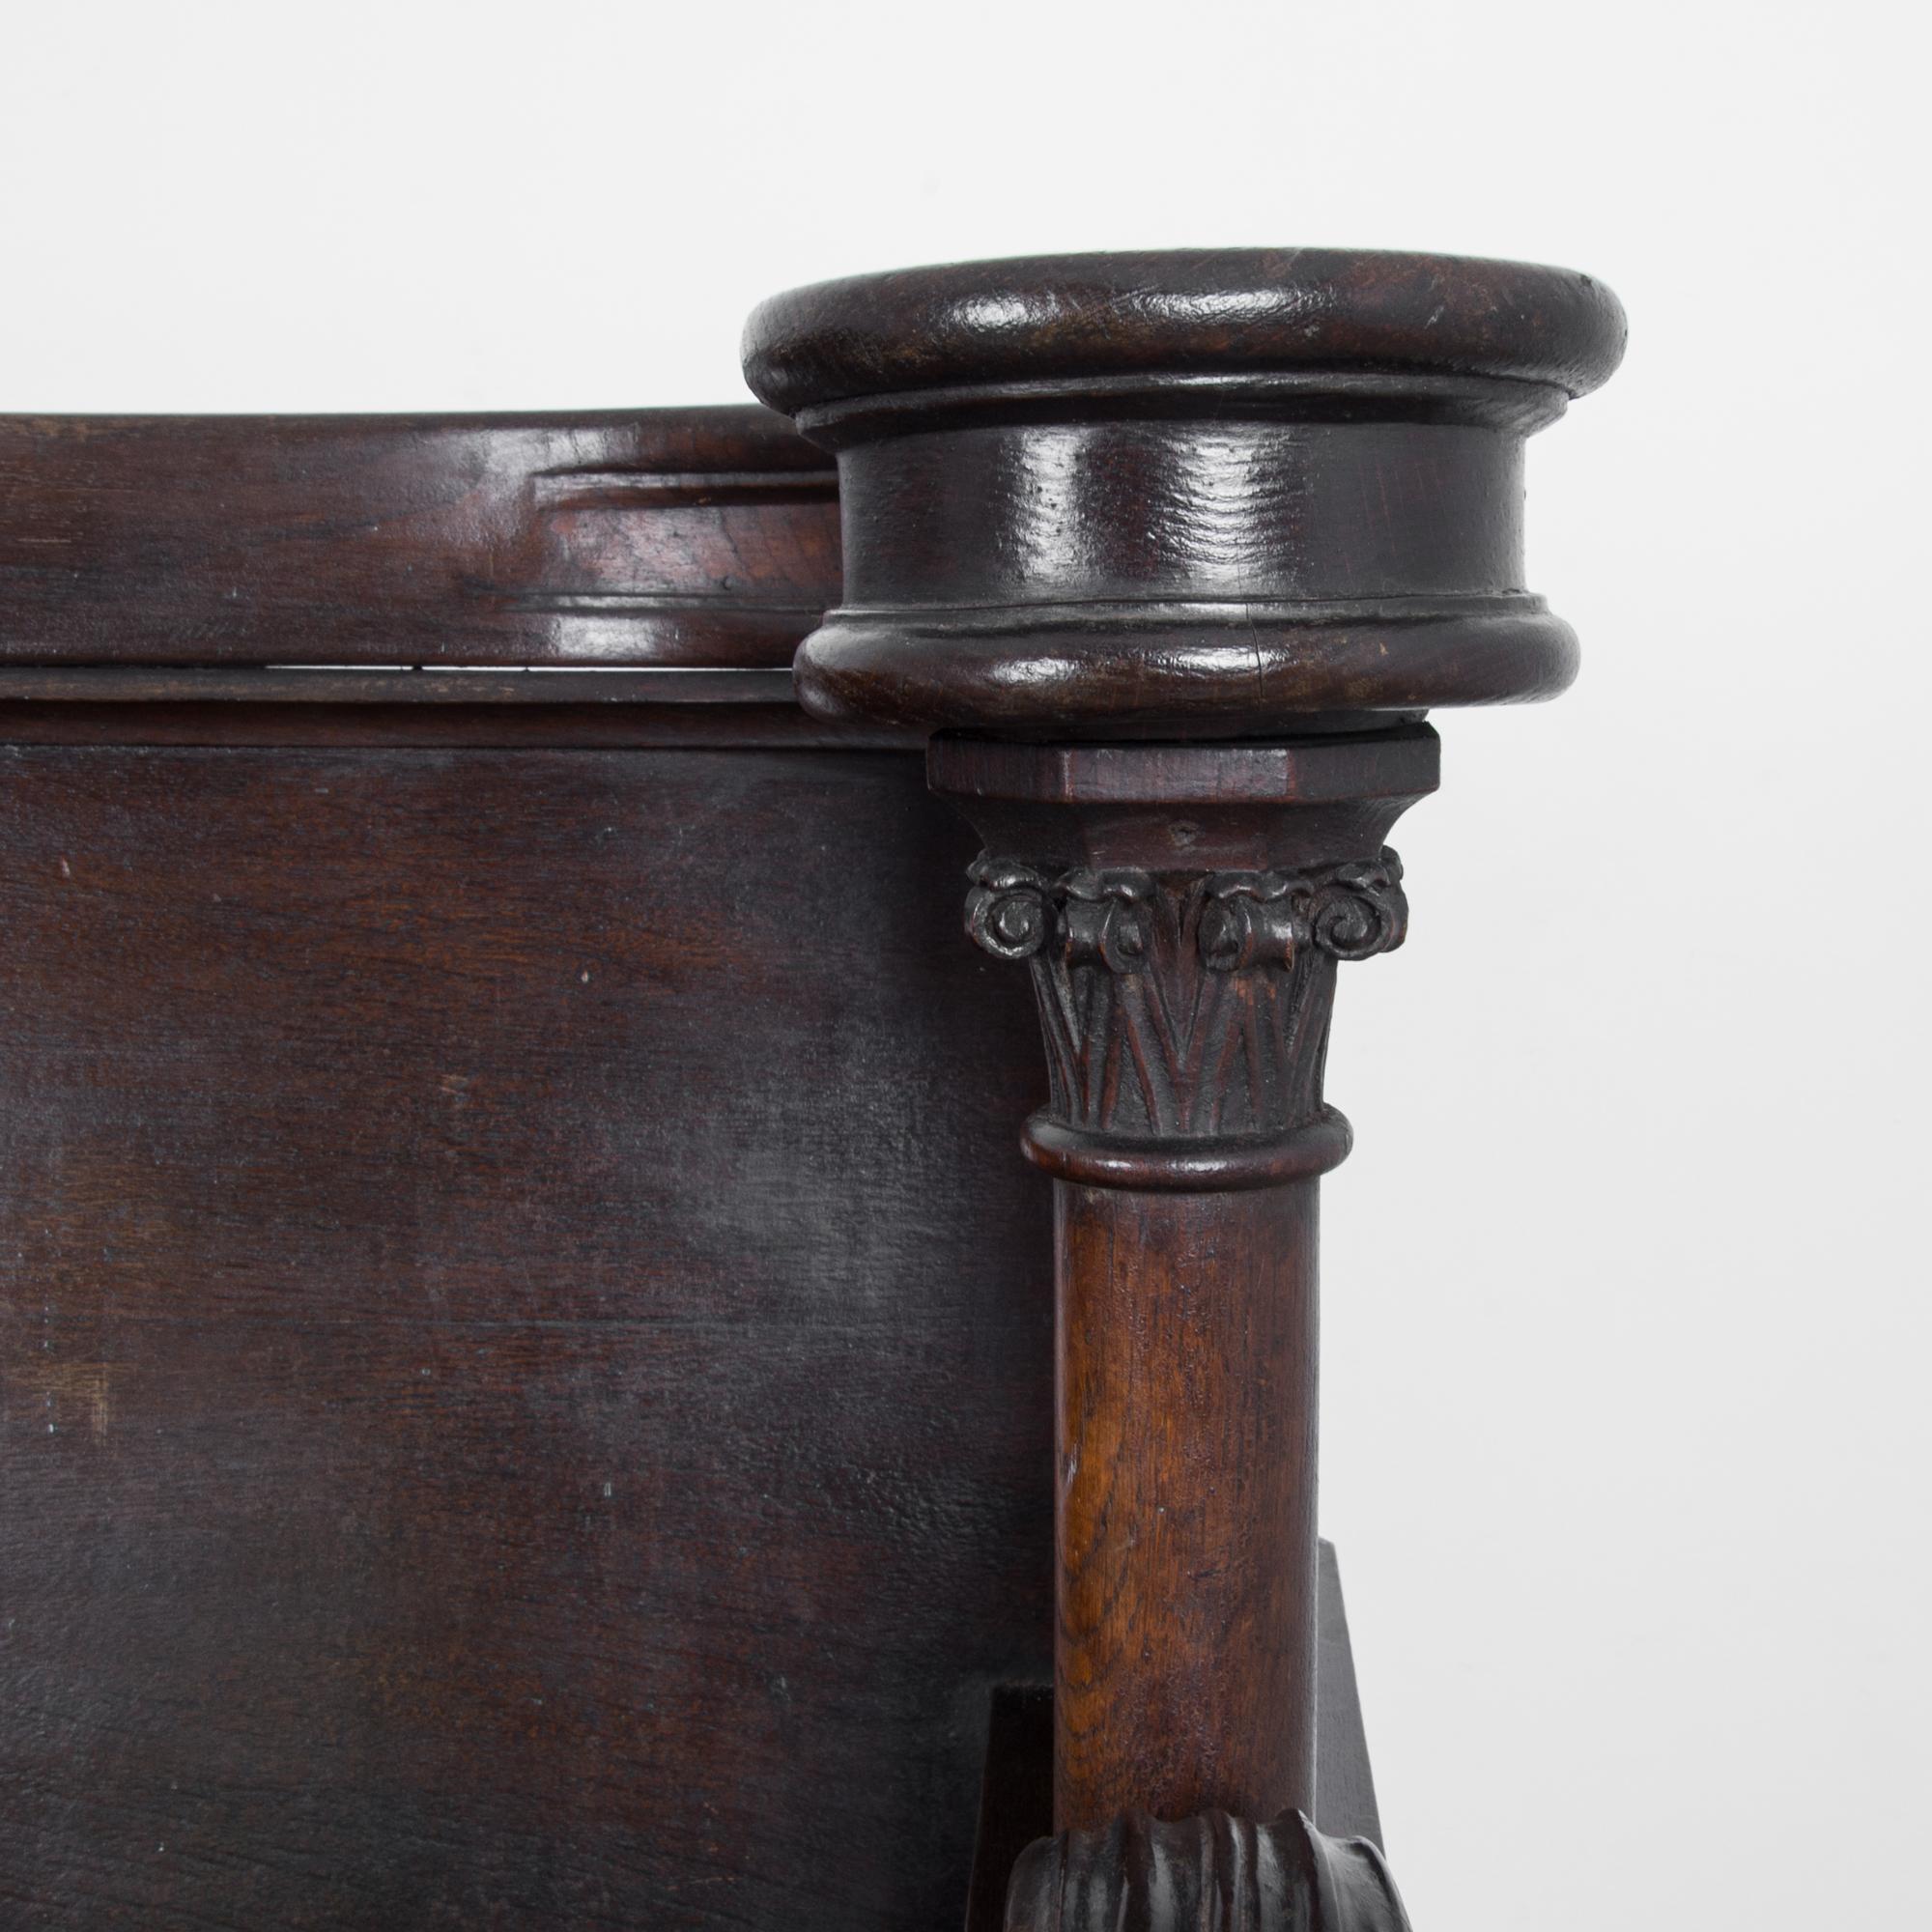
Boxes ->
[0,744,1051,1929]
[0,410,839,669]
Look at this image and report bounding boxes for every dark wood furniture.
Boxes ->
[0,249,1621,1930]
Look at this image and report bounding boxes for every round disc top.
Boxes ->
[744,247,1627,417]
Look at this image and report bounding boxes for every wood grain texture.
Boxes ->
[0,744,1050,1929]
[742,247,1627,414]
[1056,1182,1321,1832]
[0,407,839,668]
[0,247,1622,1927]
[743,248,1624,737]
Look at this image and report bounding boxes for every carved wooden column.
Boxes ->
[745,249,1624,1929]
[934,731,1433,1848]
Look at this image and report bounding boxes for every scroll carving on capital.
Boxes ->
[965,849,1406,1147]
[1004,1807,1410,1932]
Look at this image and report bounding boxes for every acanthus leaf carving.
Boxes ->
[965,849,1406,1145]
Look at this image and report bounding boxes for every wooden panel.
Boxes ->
[0,744,1051,1929]
[0,408,839,669]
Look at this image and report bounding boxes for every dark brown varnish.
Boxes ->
[0,406,839,668]
[0,743,1052,1929]
[0,404,1040,1929]
[0,242,1625,1929]
[925,729,1429,1842]
[745,247,1626,741]
[1057,1183,1320,1830]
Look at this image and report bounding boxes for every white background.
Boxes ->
[5,3,1927,1925]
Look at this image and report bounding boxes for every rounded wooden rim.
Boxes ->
[746,247,1627,417]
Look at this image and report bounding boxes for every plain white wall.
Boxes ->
[6,2,1926,1924]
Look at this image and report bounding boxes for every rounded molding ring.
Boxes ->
[745,247,1627,416]
[1022,1109,1356,1192]
[797,601,1578,734]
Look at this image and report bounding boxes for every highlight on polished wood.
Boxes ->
[0,404,839,668]
[745,246,1624,739]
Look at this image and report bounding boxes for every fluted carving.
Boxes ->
[965,850,1406,1146]
[1004,1808,1410,1932]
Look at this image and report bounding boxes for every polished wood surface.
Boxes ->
[745,248,1624,739]
[1056,1182,1321,1828]
[742,248,1626,412]
[0,406,838,668]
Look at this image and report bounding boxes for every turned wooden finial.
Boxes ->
[746,249,1622,1926]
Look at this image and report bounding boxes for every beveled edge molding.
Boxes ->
[793,602,1577,737]
[1004,1806,1410,1932]
[0,405,841,670]
[0,666,924,751]
[930,724,1440,806]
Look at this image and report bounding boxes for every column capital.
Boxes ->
[930,728,1436,1190]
